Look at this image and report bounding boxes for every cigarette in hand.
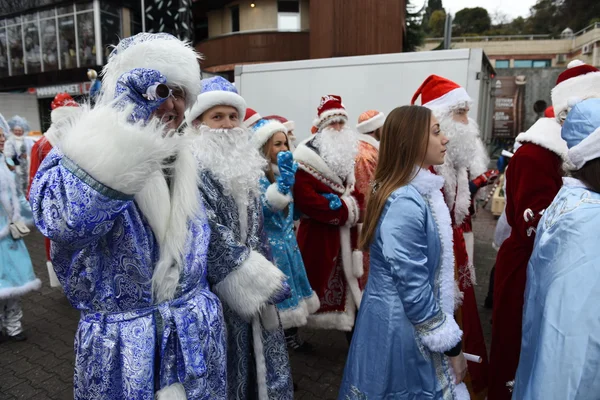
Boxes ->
[464,353,482,363]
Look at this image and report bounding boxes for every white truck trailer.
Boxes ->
[234,48,495,143]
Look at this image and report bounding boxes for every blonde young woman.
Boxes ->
[338,105,469,399]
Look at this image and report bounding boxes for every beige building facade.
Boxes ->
[418,23,600,69]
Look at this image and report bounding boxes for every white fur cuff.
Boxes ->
[342,195,360,227]
[416,312,463,353]
[265,183,292,211]
[213,250,285,321]
[155,383,187,399]
[59,105,180,195]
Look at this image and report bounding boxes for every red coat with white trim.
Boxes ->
[293,138,364,332]
[489,118,567,400]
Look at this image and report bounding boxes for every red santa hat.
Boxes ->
[544,106,555,118]
[356,110,385,134]
[250,118,288,149]
[313,95,348,130]
[263,114,295,132]
[244,107,262,128]
[411,75,472,112]
[50,92,80,124]
[552,60,600,119]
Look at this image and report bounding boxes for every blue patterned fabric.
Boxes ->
[201,76,239,95]
[0,154,38,300]
[199,170,293,400]
[259,177,316,328]
[114,68,168,123]
[30,150,227,399]
[512,180,600,399]
[338,184,461,400]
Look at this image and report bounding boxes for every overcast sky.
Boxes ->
[415,0,539,21]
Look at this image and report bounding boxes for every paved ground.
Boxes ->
[0,198,498,400]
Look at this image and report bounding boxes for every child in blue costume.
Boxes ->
[251,118,320,350]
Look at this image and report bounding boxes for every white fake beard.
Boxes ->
[193,125,266,202]
[439,116,487,171]
[314,126,359,180]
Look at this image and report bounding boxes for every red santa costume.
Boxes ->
[27,93,80,288]
[293,95,363,331]
[489,60,600,400]
[412,75,490,399]
[354,110,384,289]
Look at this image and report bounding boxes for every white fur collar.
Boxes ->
[563,177,586,188]
[135,145,202,302]
[410,167,444,195]
[0,155,21,239]
[516,118,569,160]
[358,134,380,150]
[293,138,355,193]
[411,167,457,314]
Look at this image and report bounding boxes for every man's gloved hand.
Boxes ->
[114,68,170,123]
[276,151,297,194]
[471,169,500,190]
[322,193,342,210]
[269,281,292,304]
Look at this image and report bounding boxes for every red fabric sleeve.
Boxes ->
[505,144,562,237]
[27,139,53,199]
[293,169,350,226]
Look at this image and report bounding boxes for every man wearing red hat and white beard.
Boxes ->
[489,60,600,400]
[354,110,384,288]
[293,95,364,339]
[412,75,492,399]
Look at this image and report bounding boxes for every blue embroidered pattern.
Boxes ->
[30,149,227,399]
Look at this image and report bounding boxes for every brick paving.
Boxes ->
[0,199,498,400]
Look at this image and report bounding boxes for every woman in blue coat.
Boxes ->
[338,105,469,400]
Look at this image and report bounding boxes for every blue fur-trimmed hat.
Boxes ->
[185,76,247,125]
[562,98,600,169]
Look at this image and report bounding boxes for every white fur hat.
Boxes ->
[98,33,202,108]
[356,110,385,134]
[552,60,600,119]
[251,119,288,149]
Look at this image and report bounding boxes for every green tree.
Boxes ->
[422,0,445,34]
[559,0,600,32]
[525,0,563,35]
[404,0,425,52]
[453,7,492,35]
[428,10,446,37]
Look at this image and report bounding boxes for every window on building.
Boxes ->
[7,18,24,75]
[100,3,121,63]
[533,59,551,68]
[77,10,96,66]
[495,60,510,69]
[278,0,300,30]
[58,15,76,69]
[40,12,59,72]
[231,5,240,33]
[513,60,533,68]
[24,19,42,73]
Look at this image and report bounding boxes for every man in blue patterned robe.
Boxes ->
[29,33,227,399]
[185,76,294,399]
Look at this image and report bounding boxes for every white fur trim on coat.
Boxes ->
[352,250,364,279]
[356,112,385,134]
[265,183,292,212]
[294,139,349,194]
[410,169,463,349]
[568,127,600,169]
[185,90,247,126]
[155,382,187,399]
[47,261,61,288]
[340,226,363,308]
[278,292,320,329]
[99,34,202,108]
[516,118,568,160]
[252,315,269,400]
[342,195,360,227]
[358,133,380,150]
[213,250,285,321]
[306,288,356,331]
[434,163,471,226]
[251,120,287,150]
[552,70,600,117]
[0,279,42,300]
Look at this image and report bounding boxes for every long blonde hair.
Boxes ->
[359,105,432,250]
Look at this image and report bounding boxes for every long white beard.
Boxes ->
[191,125,266,202]
[314,126,359,180]
[438,116,488,175]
